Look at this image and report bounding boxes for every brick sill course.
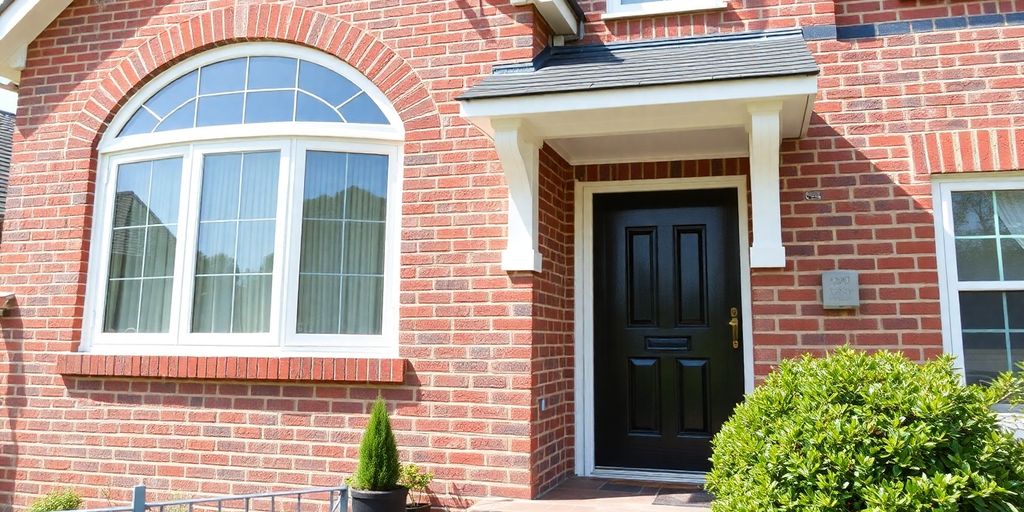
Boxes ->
[56,353,405,384]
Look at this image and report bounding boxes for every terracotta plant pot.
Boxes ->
[406,503,431,512]
[350,488,408,512]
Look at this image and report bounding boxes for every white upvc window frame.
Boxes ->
[81,42,404,358]
[934,173,1024,383]
[603,0,728,20]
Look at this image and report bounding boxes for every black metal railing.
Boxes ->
[73,485,348,512]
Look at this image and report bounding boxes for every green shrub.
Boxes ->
[350,396,401,491]
[27,490,82,512]
[399,463,434,504]
[707,348,1024,512]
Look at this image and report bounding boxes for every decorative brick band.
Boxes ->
[55,353,406,384]
[837,12,1024,40]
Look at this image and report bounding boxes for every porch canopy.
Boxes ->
[458,29,819,271]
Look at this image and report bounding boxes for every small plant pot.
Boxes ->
[351,488,409,512]
[406,503,431,512]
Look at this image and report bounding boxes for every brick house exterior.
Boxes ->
[0,0,1022,510]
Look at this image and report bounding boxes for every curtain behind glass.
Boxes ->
[192,151,279,333]
[104,158,182,333]
[297,151,387,335]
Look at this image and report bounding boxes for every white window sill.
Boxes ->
[602,0,728,20]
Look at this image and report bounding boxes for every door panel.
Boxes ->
[594,188,744,473]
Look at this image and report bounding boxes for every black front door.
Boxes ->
[593,188,744,472]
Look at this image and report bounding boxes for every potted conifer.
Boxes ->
[350,397,407,512]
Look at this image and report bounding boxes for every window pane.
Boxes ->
[296,92,342,123]
[139,278,173,333]
[192,275,233,333]
[109,228,145,279]
[195,222,236,275]
[104,158,182,334]
[955,239,998,281]
[296,275,341,334]
[239,151,280,218]
[952,191,995,236]
[236,221,275,273]
[996,190,1024,236]
[197,93,244,127]
[1009,292,1024,330]
[297,151,388,335]
[299,220,344,274]
[233,275,272,332]
[143,225,177,277]
[1013,333,1024,374]
[340,276,383,335]
[155,99,196,132]
[298,60,360,108]
[339,92,388,124]
[244,91,295,124]
[344,222,385,275]
[120,110,158,136]
[247,57,296,90]
[963,332,1009,385]
[199,58,246,94]
[146,70,198,117]
[192,151,279,334]
[959,291,1004,330]
[113,162,151,227]
[104,280,141,333]
[199,154,242,221]
[1002,239,1024,280]
[347,154,388,221]
[303,152,347,219]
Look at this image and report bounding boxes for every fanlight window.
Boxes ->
[88,44,401,356]
[119,56,389,137]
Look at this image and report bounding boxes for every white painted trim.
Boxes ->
[573,175,754,478]
[931,174,1024,383]
[511,0,580,37]
[602,0,727,20]
[590,468,707,485]
[555,146,749,166]
[99,42,404,152]
[493,118,543,272]
[460,75,818,129]
[747,101,785,268]
[0,0,71,83]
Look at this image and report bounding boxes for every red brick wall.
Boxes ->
[0,0,547,510]
[1,0,1023,509]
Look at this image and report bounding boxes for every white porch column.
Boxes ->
[492,118,543,272]
[746,101,786,268]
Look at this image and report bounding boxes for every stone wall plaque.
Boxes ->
[822,270,859,309]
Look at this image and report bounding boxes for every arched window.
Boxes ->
[85,43,402,356]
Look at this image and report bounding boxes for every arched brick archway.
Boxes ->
[68,3,440,155]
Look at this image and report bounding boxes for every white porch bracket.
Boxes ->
[493,118,544,272]
[746,101,786,268]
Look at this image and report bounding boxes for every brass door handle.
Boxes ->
[729,307,739,349]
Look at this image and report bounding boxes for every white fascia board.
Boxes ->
[511,0,581,38]
[0,0,71,83]
[460,74,819,130]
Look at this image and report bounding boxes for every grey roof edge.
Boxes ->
[460,28,818,101]
[490,27,808,76]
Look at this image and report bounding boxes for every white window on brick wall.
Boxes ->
[84,43,403,356]
[935,176,1024,384]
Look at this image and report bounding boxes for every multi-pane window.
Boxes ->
[937,181,1024,384]
[87,44,400,354]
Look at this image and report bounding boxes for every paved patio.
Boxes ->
[468,477,713,511]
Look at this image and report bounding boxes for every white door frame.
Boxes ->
[572,175,755,483]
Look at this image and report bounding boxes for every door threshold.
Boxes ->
[590,467,707,485]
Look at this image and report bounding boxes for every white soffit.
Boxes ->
[0,0,70,83]
[461,80,817,164]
